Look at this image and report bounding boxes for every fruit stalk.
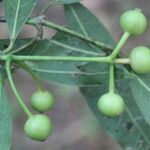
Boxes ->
[109,64,115,93]
[110,32,130,59]
[5,58,33,117]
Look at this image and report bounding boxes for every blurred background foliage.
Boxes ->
[0,0,149,149]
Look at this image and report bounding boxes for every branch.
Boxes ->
[0,16,114,51]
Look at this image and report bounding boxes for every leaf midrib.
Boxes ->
[133,74,150,92]
[11,0,21,39]
[31,67,108,75]
[125,107,150,147]
[50,39,102,56]
[69,5,88,37]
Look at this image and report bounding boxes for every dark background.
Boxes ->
[0,0,149,149]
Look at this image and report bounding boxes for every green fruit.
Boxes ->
[120,9,147,35]
[97,93,125,117]
[130,46,150,74]
[24,114,52,141]
[31,90,54,113]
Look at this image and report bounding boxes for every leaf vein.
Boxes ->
[31,67,108,75]
[50,39,101,56]
[69,5,88,37]
[125,107,150,147]
[134,74,150,92]
[11,0,21,39]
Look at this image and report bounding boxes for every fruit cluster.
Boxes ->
[24,9,150,141]
[24,90,54,141]
[9,9,149,142]
[97,9,150,117]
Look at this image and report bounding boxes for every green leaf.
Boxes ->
[27,3,114,85]
[117,78,150,150]
[0,73,12,150]
[65,4,150,148]
[4,0,37,40]
[28,35,109,86]
[80,78,150,150]
[0,39,34,55]
[129,73,150,125]
[54,0,81,4]
[79,65,150,149]
[64,3,115,45]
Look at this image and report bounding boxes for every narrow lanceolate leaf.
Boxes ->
[54,0,81,4]
[0,73,12,150]
[26,3,114,86]
[130,73,150,125]
[4,0,37,40]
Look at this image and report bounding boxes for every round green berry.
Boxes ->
[31,90,54,113]
[24,114,52,141]
[130,46,150,74]
[97,93,125,117]
[120,9,147,35]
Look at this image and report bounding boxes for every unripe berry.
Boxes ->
[120,9,147,35]
[97,93,125,117]
[31,90,54,113]
[24,114,52,141]
[130,46,150,74]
